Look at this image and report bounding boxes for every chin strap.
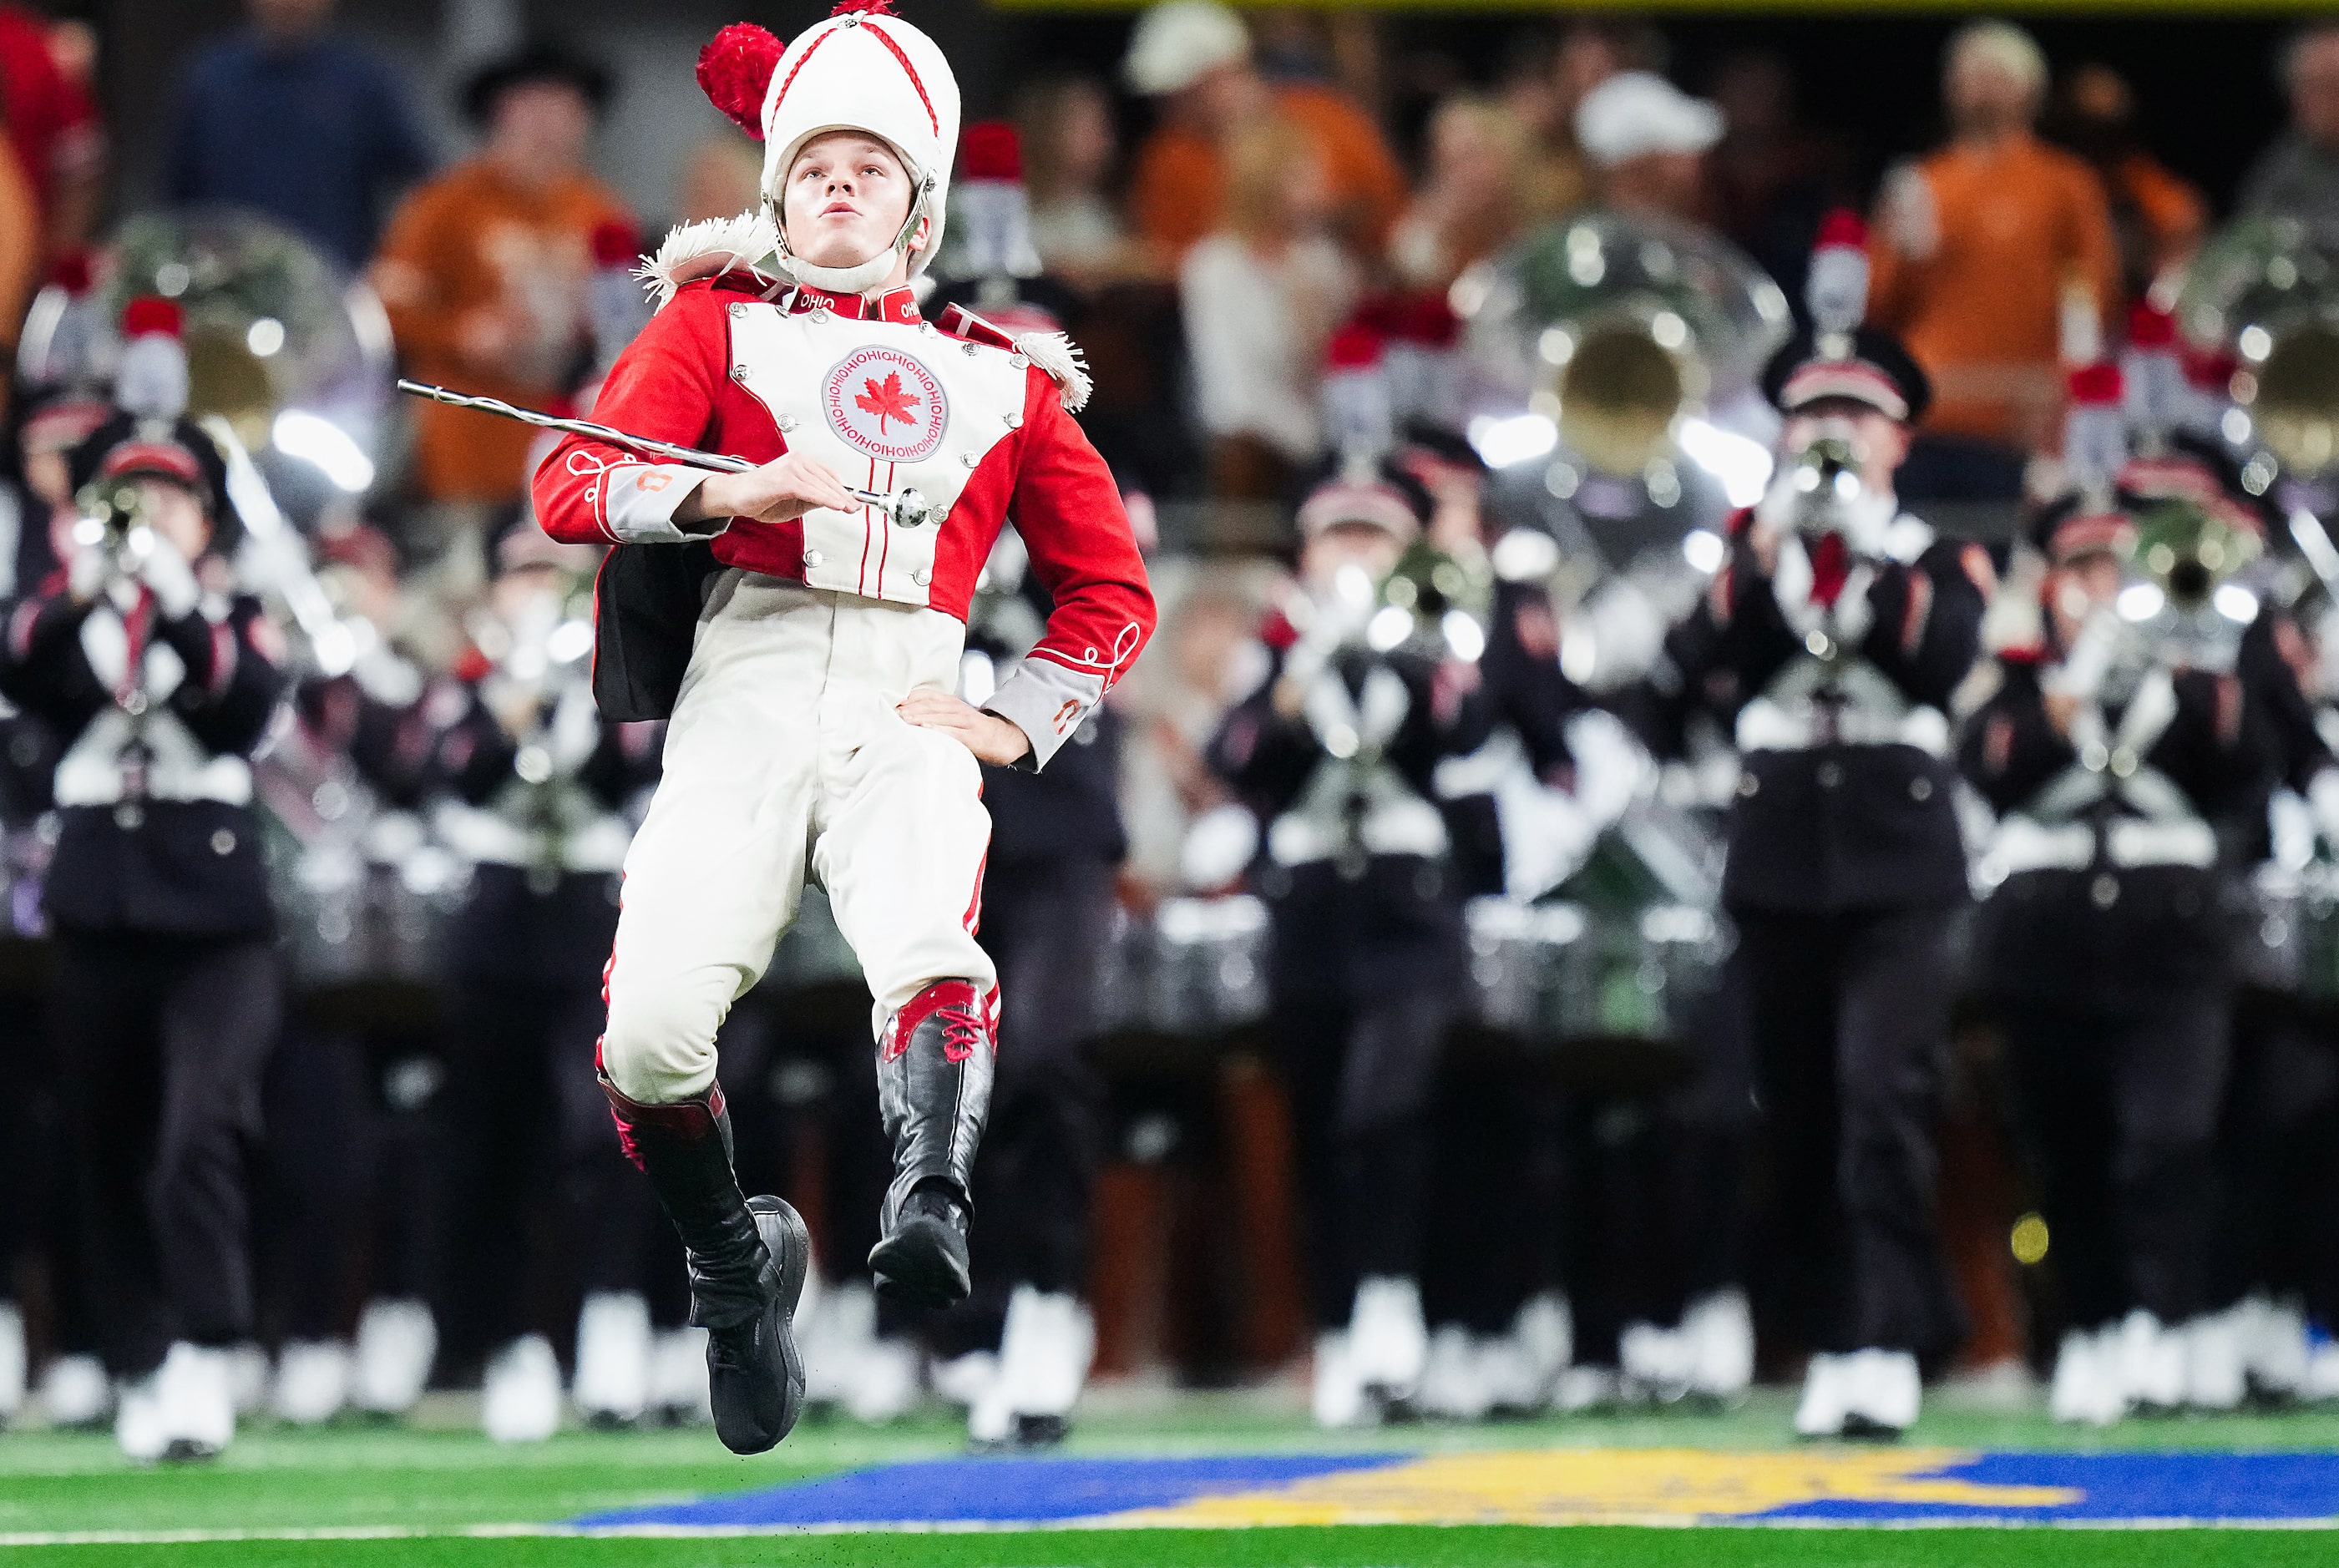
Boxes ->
[772,174,934,296]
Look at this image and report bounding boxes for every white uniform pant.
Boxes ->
[600,574,995,1105]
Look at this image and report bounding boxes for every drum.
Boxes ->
[280,842,471,1028]
[1547,901,1726,1047]
[1096,894,1272,1064]
[1466,896,1725,1050]
[1464,897,1583,1042]
[2239,862,2339,1013]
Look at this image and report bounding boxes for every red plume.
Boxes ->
[2067,362,2124,407]
[697,23,783,140]
[590,218,640,268]
[830,0,897,13]
[2125,301,2176,350]
[121,296,183,339]
[49,248,94,296]
[1814,208,1867,251]
[959,122,1022,182]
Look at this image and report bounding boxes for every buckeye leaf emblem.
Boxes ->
[856,371,921,432]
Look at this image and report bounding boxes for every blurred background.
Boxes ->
[4,0,2339,1461]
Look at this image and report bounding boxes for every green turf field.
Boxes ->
[6,1392,2339,1565]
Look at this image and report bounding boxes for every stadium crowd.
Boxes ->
[3,0,2339,1460]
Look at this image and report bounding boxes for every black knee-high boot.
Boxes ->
[601,1078,808,1454]
[869,979,995,1307]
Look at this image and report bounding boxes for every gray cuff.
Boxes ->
[605,463,721,544]
[983,655,1105,772]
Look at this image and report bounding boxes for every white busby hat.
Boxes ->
[697,3,961,294]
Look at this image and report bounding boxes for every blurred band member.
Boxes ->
[0,301,287,1461]
[427,529,661,1442]
[1657,245,1986,1435]
[1961,493,2268,1425]
[1208,464,1476,1426]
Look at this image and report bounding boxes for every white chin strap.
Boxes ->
[773,175,934,296]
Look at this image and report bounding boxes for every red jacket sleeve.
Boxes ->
[530,282,780,546]
[980,371,1156,771]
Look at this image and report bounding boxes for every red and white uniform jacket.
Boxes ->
[531,271,1153,770]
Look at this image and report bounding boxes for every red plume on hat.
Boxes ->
[697,23,782,140]
[1805,208,1869,343]
[959,121,1022,183]
[589,218,640,270]
[2063,361,2127,498]
[116,295,189,421]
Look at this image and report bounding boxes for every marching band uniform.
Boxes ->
[1660,321,1983,1436]
[1207,466,1474,1424]
[1962,493,2270,1424]
[426,529,665,1440]
[0,301,287,1459]
[528,5,1153,1454]
[954,535,1121,1446]
[247,569,439,1427]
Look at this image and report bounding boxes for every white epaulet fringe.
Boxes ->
[1013,330,1093,414]
[635,212,780,309]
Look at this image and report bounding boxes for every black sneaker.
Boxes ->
[706,1196,810,1454]
[868,1185,971,1308]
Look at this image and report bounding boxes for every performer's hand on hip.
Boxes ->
[897,690,1032,766]
[680,455,858,529]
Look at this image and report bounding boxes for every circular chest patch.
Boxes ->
[822,345,949,464]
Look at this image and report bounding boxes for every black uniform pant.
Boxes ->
[2215,1010,2339,1320]
[52,933,280,1379]
[1999,994,2230,1330]
[432,980,654,1368]
[971,857,1116,1303]
[1276,988,1454,1328]
[1736,905,1961,1356]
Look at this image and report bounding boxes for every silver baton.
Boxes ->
[396,379,934,529]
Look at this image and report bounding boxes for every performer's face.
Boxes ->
[2049,551,2124,646]
[782,133,924,272]
[131,478,213,564]
[1782,401,1911,495]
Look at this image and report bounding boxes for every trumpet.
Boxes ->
[68,477,166,579]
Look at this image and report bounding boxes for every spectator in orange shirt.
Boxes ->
[2047,63,2205,301]
[1866,21,2119,460]
[372,45,629,565]
[1121,0,1405,271]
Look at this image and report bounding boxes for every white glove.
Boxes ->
[136,532,201,619]
[67,541,110,604]
[2307,767,2339,850]
[2043,607,2123,704]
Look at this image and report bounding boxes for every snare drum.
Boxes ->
[1547,902,1726,1047]
[1097,894,1271,1060]
[281,843,471,1027]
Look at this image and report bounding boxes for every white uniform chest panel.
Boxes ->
[728,305,1025,609]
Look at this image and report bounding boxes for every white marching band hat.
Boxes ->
[696,2,962,295]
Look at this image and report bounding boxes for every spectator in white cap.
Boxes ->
[1122,0,1404,268]
[1575,69,1720,224]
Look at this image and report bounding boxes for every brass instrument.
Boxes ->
[1463,212,1791,482]
[2178,215,2339,478]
